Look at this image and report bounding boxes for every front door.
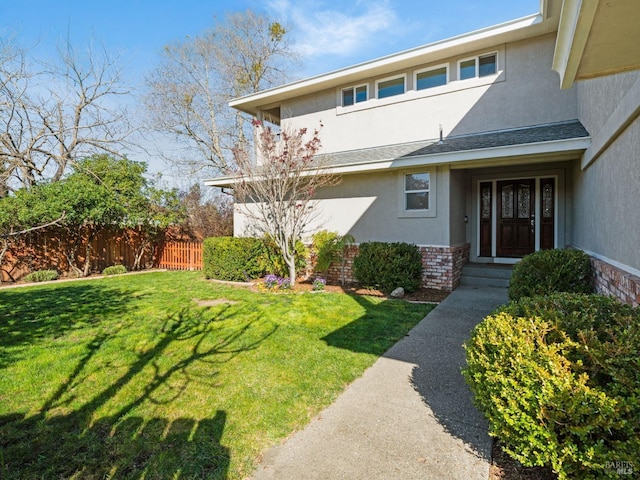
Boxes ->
[497,179,535,257]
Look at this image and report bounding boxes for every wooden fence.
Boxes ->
[1,227,155,282]
[157,241,203,271]
[0,227,204,282]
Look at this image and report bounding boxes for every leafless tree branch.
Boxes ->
[233,122,339,283]
[0,37,136,192]
[144,10,298,176]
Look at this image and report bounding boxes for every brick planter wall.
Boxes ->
[320,243,470,291]
[591,257,640,307]
[420,244,470,291]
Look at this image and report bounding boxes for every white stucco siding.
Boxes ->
[577,70,639,135]
[278,34,577,155]
[234,167,452,247]
[570,121,640,272]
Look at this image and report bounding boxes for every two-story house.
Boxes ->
[207,0,640,305]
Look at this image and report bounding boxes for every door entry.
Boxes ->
[497,179,535,257]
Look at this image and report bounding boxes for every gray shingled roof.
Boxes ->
[315,139,435,167]
[316,120,589,167]
[403,120,589,157]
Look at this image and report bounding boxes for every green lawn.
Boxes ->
[0,271,431,479]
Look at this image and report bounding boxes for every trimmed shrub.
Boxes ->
[509,248,593,300]
[203,237,265,282]
[464,293,640,479]
[353,241,422,293]
[23,270,58,282]
[102,265,127,276]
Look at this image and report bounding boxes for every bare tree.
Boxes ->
[233,121,339,284]
[0,38,134,193]
[144,10,296,176]
[0,40,35,195]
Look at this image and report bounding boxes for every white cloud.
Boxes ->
[268,0,400,59]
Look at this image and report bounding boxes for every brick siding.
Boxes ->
[591,257,640,307]
[420,244,470,291]
[324,245,358,286]
[318,243,470,291]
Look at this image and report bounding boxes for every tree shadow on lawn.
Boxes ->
[0,410,230,480]
[0,283,135,368]
[0,303,278,479]
[320,294,432,356]
[321,292,492,464]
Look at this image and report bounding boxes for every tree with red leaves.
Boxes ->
[232,121,338,284]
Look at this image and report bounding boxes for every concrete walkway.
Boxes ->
[250,285,509,480]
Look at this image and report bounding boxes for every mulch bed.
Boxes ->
[276,278,451,303]
[490,441,557,480]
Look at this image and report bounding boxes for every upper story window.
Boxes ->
[415,65,448,90]
[376,75,405,99]
[459,52,497,80]
[342,84,368,106]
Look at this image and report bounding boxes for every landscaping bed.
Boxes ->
[491,441,557,480]
[248,277,450,303]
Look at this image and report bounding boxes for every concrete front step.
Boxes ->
[460,263,513,288]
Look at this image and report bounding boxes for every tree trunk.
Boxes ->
[64,249,83,277]
[82,241,93,277]
[288,259,296,287]
[0,239,9,283]
[132,239,149,271]
[283,245,296,285]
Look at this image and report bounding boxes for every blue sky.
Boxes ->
[2,0,540,81]
[1,0,540,184]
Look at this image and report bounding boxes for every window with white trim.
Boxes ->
[404,172,430,210]
[398,168,436,217]
[459,52,497,80]
[341,84,368,106]
[376,75,405,99]
[415,65,448,90]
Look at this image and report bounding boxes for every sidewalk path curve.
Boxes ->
[251,285,508,480]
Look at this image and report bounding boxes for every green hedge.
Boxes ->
[352,241,422,293]
[464,293,640,479]
[203,236,309,282]
[102,265,127,276]
[203,237,265,282]
[23,270,59,282]
[509,248,593,300]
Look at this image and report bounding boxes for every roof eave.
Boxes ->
[204,137,590,185]
[552,0,599,89]
[230,12,555,116]
[204,176,237,188]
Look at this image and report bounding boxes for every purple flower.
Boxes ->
[264,274,280,289]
